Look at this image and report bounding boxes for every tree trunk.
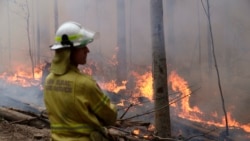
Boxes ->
[36,0,41,64]
[54,0,59,32]
[206,0,213,75]
[24,0,35,78]
[206,0,229,136]
[7,0,12,70]
[150,0,171,138]
[116,0,127,85]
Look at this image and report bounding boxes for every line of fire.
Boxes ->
[0,0,250,140]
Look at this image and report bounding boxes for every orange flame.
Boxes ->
[0,65,44,87]
[98,80,127,93]
[168,70,250,133]
[109,47,118,66]
[132,129,140,135]
[147,124,155,132]
[1,60,250,134]
[131,71,153,100]
[168,71,202,115]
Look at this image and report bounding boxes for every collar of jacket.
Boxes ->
[50,48,71,75]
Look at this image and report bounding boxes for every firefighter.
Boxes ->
[44,21,117,141]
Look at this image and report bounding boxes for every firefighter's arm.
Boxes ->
[89,84,117,126]
[75,76,117,126]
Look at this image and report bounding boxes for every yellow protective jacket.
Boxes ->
[44,65,117,141]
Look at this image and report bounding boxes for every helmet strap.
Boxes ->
[61,34,73,47]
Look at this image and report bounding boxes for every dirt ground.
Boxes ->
[0,119,50,141]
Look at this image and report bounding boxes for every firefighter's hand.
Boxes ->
[102,127,109,137]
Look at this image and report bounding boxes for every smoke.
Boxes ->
[176,0,250,124]
[0,0,249,137]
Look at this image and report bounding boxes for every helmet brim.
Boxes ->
[50,43,80,50]
[50,44,66,50]
[50,40,93,50]
[50,27,97,50]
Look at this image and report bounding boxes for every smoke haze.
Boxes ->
[0,0,250,134]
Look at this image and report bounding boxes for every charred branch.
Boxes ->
[0,107,49,129]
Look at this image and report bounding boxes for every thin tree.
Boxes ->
[116,0,127,85]
[31,0,37,66]
[12,0,35,77]
[7,0,12,70]
[0,37,1,59]
[36,0,41,64]
[54,0,59,32]
[150,0,171,138]
[205,1,213,74]
[24,0,35,78]
[201,0,229,136]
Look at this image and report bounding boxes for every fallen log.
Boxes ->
[0,107,49,129]
[116,119,151,128]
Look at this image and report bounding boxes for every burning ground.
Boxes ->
[0,60,249,140]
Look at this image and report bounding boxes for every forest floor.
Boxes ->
[0,119,50,141]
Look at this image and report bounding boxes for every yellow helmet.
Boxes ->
[51,21,96,50]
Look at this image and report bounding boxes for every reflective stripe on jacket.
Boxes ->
[44,65,117,140]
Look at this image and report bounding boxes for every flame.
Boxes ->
[132,128,151,139]
[147,124,155,132]
[0,64,44,87]
[132,129,140,135]
[168,70,250,133]
[168,71,202,115]
[131,70,153,100]
[1,59,249,135]
[109,47,118,66]
[98,80,127,93]
[116,99,125,107]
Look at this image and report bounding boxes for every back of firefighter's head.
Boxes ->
[51,21,96,50]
